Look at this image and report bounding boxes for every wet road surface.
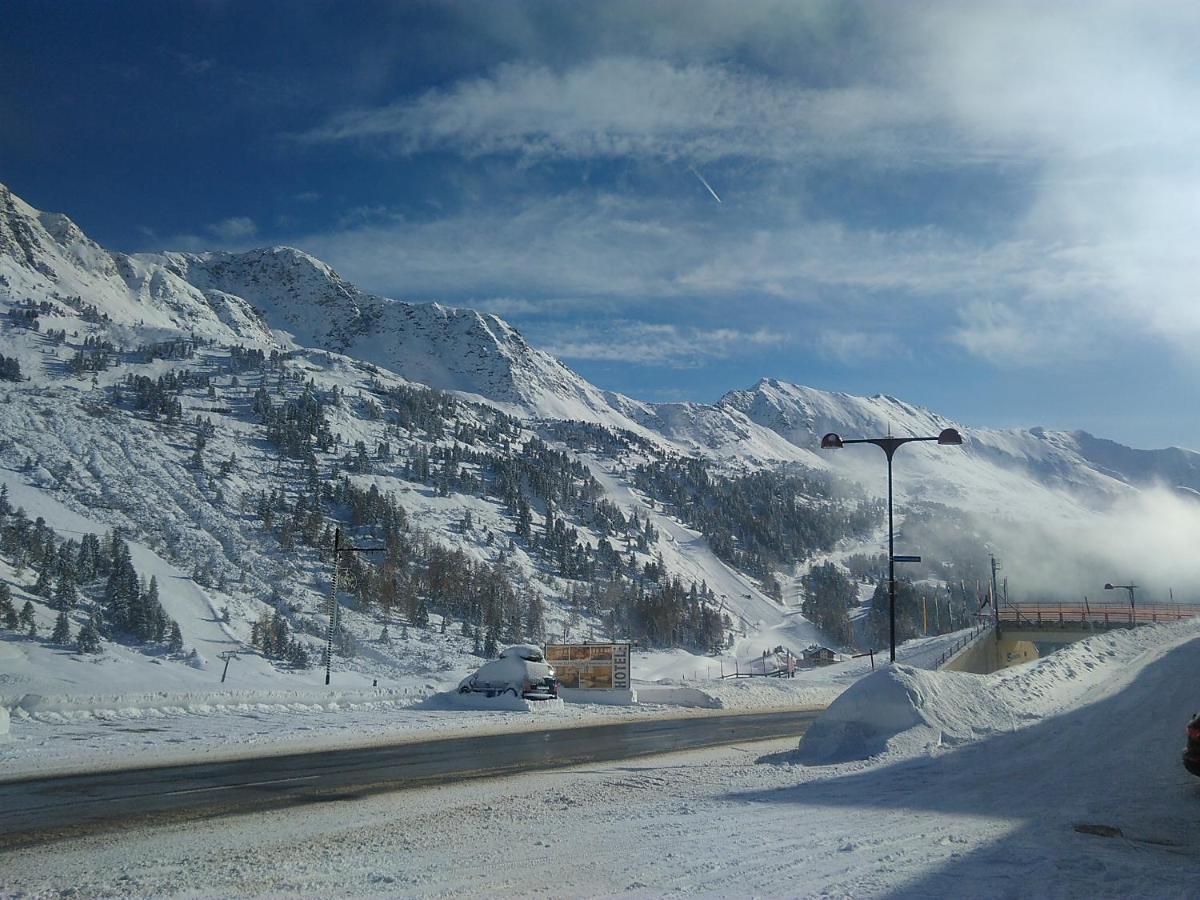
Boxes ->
[0,709,819,845]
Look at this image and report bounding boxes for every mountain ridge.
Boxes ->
[3,180,1199,501]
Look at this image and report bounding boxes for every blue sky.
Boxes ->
[4,1,1200,449]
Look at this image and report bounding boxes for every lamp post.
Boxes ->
[1104,582,1137,619]
[820,427,963,662]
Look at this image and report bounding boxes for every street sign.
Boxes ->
[891,555,922,563]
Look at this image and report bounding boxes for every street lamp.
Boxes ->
[821,427,963,662]
[1104,582,1137,617]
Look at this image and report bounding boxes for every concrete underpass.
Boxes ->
[942,603,1200,674]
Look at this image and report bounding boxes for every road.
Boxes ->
[0,709,819,846]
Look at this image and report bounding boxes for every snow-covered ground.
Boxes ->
[7,620,1197,897]
[1,671,836,781]
[2,628,973,779]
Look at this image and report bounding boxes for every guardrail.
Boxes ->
[998,603,1200,629]
[933,620,992,669]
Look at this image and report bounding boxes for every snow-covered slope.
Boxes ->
[8,180,1196,500]
[721,377,1200,507]
[0,183,660,432]
[4,180,1200,710]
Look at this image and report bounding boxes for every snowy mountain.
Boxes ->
[720,377,1200,503]
[3,181,1200,706]
[10,179,1195,503]
[0,183,657,431]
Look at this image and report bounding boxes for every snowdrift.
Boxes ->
[799,619,1200,764]
[796,665,1010,763]
[5,686,433,723]
[418,690,566,713]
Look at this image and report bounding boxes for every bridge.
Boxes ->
[941,603,1200,674]
[998,602,1200,641]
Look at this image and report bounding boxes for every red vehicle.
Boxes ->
[1183,714,1200,777]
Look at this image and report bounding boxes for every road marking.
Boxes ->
[165,775,321,796]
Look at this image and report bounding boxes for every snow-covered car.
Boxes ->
[458,644,558,700]
[1183,713,1200,776]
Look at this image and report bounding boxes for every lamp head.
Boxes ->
[820,432,844,450]
[1104,583,1115,591]
[937,427,963,446]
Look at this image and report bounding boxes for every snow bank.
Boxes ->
[799,619,1200,764]
[4,685,433,723]
[797,665,1006,763]
[637,678,842,711]
[419,691,566,713]
[558,688,637,706]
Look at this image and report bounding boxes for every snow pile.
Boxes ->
[693,677,843,711]
[6,685,434,723]
[800,618,1200,764]
[797,665,1009,763]
[419,691,566,713]
[557,688,638,706]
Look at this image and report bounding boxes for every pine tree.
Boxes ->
[33,564,53,599]
[103,534,139,632]
[2,598,18,630]
[167,621,184,653]
[55,573,78,610]
[76,620,102,654]
[138,576,162,642]
[152,604,168,642]
[18,599,36,630]
[288,641,310,669]
[51,609,71,644]
[77,533,101,582]
[524,593,546,643]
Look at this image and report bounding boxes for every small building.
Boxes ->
[802,645,837,666]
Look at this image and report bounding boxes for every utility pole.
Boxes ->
[990,554,1002,636]
[218,650,239,683]
[324,526,384,686]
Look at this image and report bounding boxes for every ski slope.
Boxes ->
[0,470,304,692]
[580,453,837,658]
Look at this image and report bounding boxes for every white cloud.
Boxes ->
[288,2,1200,373]
[303,57,939,165]
[207,216,258,241]
[538,321,789,368]
[299,189,1013,305]
[813,330,909,365]
[901,2,1200,360]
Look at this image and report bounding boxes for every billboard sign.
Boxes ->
[545,643,631,690]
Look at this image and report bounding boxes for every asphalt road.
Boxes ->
[0,709,819,846]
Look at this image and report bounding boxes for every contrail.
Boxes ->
[689,166,722,204]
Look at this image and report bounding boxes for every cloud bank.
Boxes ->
[292,2,1200,382]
